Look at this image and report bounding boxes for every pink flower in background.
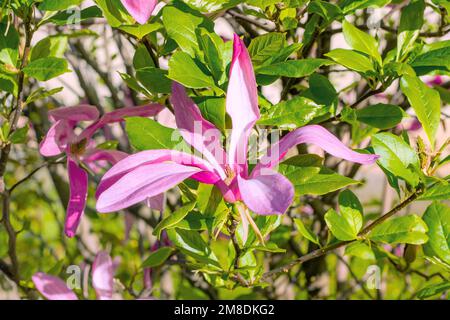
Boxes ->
[121,0,158,24]
[40,104,163,237]
[32,251,115,300]
[95,35,378,239]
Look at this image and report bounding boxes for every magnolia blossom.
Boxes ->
[121,0,158,24]
[95,35,379,239]
[40,104,163,237]
[32,251,116,300]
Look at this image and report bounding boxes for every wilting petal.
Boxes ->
[32,273,78,300]
[39,120,74,157]
[236,203,249,243]
[80,104,164,141]
[171,83,226,179]
[92,251,114,300]
[254,125,380,175]
[65,158,88,238]
[227,34,260,176]
[146,193,166,212]
[121,0,157,24]
[96,149,220,199]
[96,162,203,213]
[238,170,294,215]
[49,105,99,123]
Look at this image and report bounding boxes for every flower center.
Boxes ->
[224,165,236,185]
[70,138,88,156]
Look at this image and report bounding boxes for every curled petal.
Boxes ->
[83,149,128,165]
[227,34,260,176]
[171,83,226,179]
[121,0,158,24]
[65,158,88,238]
[48,105,99,123]
[92,251,115,300]
[96,162,203,213]
[80,104,164,141]
[39,120,74,157]
[238,170,294,215]
[96,149,220,199]
[254,125,380,175]
[32,273,78,300]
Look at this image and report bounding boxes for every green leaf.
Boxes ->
[422,202,450,265]
[193,96,226,132]
[397,0,425,60]
[345,242,375,260]
[39,0,82,11]
[30,36,68,61]
[25,87,63,105]
[162,5,213,57]
[125,117,184,151]
[197,29,224,83]
[417,282,450,299]
[325,49,374,73]
[248,33,286,66]
[94,0,132,27]
[338,189,363,236]
[141,247,174,268]
[325,208,359,241]
[0,22,19,66]
[307,1,342,22]
[294,218,320,245]
[371,132,420,187]
[136,67,172,94]
[167,228,220,267]
[118,22,163,40]
[258,96,327,128]
[153,201,197,238]
[356,104,405,129]
[9,125,28,144]
[307,73,337,107]
[400,74,441,148]
[340,0,390,14]
[419,182,450,201]
[368,215,428,244]
[411,46,450,75]
[168,51,216,89]
[23,57,70,81]
[342,19,382,65]
[257,58,333,78]
[133,44,154,69]
[45,6,103,26]
[182,0,243,12]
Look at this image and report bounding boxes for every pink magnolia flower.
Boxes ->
[40,104,163,237]
[121,0,158,25]
[95,35,378,235]
[32,251,116,300]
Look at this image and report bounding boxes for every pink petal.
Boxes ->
[39,120,74,157]
[65,158,88,238]
[227,34,260,176]
[157,108,177,129]
[32,272,78,300]
[92,251,114,300]
[121,0,157,24]
[48,105,99,123]
[80,104,164,141]
[83,149,128,165]
[96,149,221,199]
[254,125,379,175]
[96,162,203,213]
[171,83,226,179]
[238,170,294,215]
[146,193,166,212]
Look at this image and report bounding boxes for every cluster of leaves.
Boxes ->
[0,0,449,300]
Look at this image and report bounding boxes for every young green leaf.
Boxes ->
[325,208,359,241]
[141,247,174,268]
[338,189,363,236]
[397,0,425,60]
[342,19,382,65]
[325,49,374,73]
[248,33,286,66]
[136,67,172,94]
[400,74,441,148]
[367,215,428,244]
[417,282,450,299]
[422,202,450,265]
[256,59,333,78]
[356,104,405,129]
[153,201,197,238]
[294,218,320,245]
[345,242,375,260]
[168,51,216,89]
[23,57,71,81]
[125,117,185,151]
[419,182,450,201]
